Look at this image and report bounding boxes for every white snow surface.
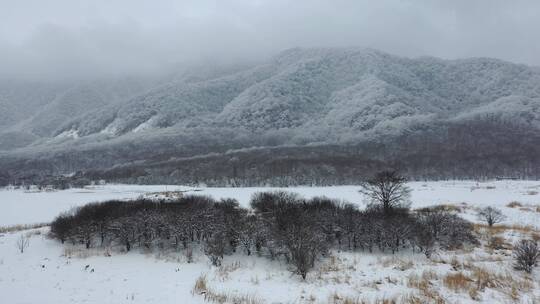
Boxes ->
[1,180,540,227]
[1,180,540,304]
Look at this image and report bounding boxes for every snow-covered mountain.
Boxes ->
[1,48,540,183]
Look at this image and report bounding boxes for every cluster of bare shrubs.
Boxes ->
[50,171,477,279]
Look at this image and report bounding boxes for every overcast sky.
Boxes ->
[1,0,539,80]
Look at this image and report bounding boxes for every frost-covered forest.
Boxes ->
[2,48,540,186]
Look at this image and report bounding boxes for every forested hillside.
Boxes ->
[1,48,540,185]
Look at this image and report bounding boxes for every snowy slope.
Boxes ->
[2,181,540,304]
[3,47,540,153]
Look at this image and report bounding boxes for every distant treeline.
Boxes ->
[50,191,477,279]
[3,119,540,187]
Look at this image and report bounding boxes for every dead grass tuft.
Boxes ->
[416,204,463,213]
[329,293,399,304]
[216,261,242,281]
[192,274,262,304]
[443,272,473,291]
[193,274,208,294]
[487,236,511,250]
[474,223,537,235]
[507,201,523,208]
[407,271,444,303]
[378,257,414,270]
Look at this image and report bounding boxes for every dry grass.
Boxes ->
[0,222,49,234]
[328,293,399,304]
[216,261,242,281]
[507,201,523,208]
[443,272,472,291]
[314,255,356,284]
[416,204,463,213]
[378,257,414,270]
[192,274,263,304]
[406,270,444,303]
[193,274,208,294]
[486,236,512,250]
[63,247,112,259]
[474,223,537,235]
[441,266,533,301]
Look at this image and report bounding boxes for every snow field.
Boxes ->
[1,180,540,303]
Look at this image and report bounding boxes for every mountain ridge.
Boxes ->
[1,47,540,184]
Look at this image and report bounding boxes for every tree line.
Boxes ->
[50,171,477,279]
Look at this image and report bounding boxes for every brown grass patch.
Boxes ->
[443,272,473,291]
[407,271,444,303]
[474,223,537,235]
[487,236,512,250]
[329,293,399,304]
[507,201,523,208]
[192,274,262,304]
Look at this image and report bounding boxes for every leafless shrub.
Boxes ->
[477,206,506,227]
[513,239,540,273]
[15,234,30,253]
[184,247,193,263]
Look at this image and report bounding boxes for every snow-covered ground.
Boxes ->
[1,180,540,227]
[1,181,540,303]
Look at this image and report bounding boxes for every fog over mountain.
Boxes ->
[1,47,540,185]
[1,0,540,185]
[1,0,540,81]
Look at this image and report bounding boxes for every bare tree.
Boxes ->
[477,206,506,227]
[360,170,411,214]
[16,234,30,253]
[205,232,226,266]
[513,239,540,273]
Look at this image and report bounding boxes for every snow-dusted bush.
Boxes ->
[49,184,478,279]
[15,234,30,253]
[513,239,540,273]
[477,206,506,227]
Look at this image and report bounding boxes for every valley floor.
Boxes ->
[1,181,540,303]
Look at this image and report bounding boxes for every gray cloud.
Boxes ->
[1,0,539,80]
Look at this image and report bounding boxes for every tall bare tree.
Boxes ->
[477,206,505,227]
[360,170,411,214]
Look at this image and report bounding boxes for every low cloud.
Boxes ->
[1,0,539,80]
